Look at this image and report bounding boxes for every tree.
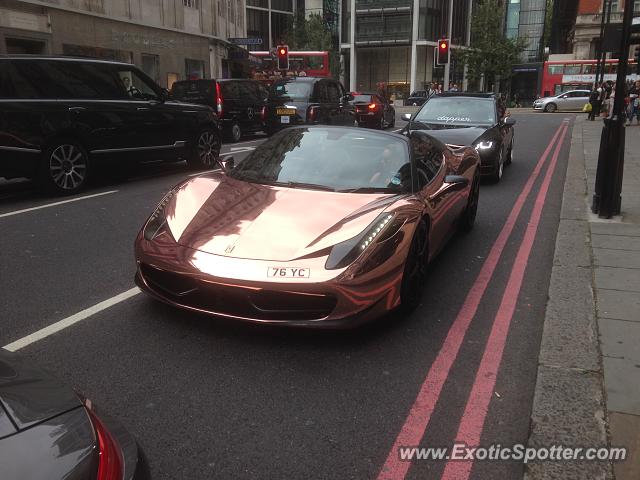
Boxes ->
[283,13,341,79]
[455,0,526,91]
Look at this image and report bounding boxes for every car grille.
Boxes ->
[139,263,337,321]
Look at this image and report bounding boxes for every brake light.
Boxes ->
[307,106,317,122]
[86,406,124,480]
[215,82,223,118]
[368,103,377,110]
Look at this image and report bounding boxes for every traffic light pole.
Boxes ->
[592,0,633,218]
[443,0,454,90]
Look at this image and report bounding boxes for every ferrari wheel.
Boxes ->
[400,220,428,313]
[490,151,504,183]
[188,129,221,169]
[459,174,479,233]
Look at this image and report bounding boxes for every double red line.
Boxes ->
[378,120,570,480]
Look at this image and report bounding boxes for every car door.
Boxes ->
[411,132,459,259]
[41,60,141,156]
[112,66,184,160]
[555,92,571,111]
[571,91,590,110]
[325,81,343,125]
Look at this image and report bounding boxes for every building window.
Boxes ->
[185,58,205,79]
[247,0,268,7]
[228,0,234,23]
[272,0,293,12]
[141,54,160,83]
[219,0,226,17]
[184,0,197,8]
[247,8,269,49]
[271,11,293,45]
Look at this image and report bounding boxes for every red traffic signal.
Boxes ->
[437,39,449,65]
[276,45,289,70]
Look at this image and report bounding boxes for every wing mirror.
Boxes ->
[428,175,469,201]
[504,116,516,126]
[219,156,235,171]
[401,113,412,122]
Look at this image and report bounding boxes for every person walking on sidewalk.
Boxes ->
[627,80,640,125]
[589,85,600,121]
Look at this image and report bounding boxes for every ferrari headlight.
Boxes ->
[143,189,177,241]
[325,213,397,270]
[474,141,494,150]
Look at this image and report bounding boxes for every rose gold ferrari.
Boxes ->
[134,126,480,327]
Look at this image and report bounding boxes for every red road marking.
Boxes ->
[440,122,569,480]
[377,121,569,480]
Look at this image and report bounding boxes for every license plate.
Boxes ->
[267,267,310,278]
[277,108,296,115]
[280,116,290,124]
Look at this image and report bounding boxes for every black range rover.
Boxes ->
[0,56,221,194]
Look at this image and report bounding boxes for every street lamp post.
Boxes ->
[592,0,634,218]
[443,0,454,90]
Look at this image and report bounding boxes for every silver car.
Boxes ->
[533,89,591,112]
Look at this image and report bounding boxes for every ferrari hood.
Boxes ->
[411,124,488,147]
[165,174,399,262]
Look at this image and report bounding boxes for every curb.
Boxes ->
[524,118,614,480]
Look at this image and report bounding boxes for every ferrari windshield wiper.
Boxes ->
[273,181,336,192]
[339,187,401,193]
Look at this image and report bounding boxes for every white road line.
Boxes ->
[392,128,403,132]
[3,287,141,352]
[220,147,255,155]
[0,190,118,219]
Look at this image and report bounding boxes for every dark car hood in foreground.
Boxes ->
[409,123,488,146]
[0,349,81,433]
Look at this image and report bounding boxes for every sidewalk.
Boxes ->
[526,116,640,479]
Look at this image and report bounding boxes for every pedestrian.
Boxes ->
[450,83,459,92]
[627,80,640,125]
[588,86,599,121]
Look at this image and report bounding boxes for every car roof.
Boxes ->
[0,54,133,67]
[436,92,496,99]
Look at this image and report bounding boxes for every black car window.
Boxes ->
[313,82,327,102]
[113,67,160,101]
[228,128,411,192]
[257,84,269,100]
[171,80,214,103]
[3,61,61,99]
[270,80,312,101]
[237,81,257,100]
[326,82,340,102]
[221,81,239,98]
[411,134,443,189]
[42,61,127,100]
[0,63,16,98]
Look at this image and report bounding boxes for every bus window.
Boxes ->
[307,55,324,70]
[609,64,618,74]
[583,64,595,74]
[565,64,581,74]
[548,64,564,75]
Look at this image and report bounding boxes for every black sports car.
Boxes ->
[402,93,515,182]
[0,349,149,480]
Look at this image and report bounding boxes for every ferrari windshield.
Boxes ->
[228,128,411,193]
[414,97,496,126]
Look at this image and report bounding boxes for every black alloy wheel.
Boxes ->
[188,129,221,169]
[400,220,428,312]
[41,140,89,195]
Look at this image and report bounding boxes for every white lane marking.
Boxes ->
[3,287,141,352]
[220,147,255,155]
[392,128,403,132]
[0,190,118,219]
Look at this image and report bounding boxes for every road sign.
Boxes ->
[228,37,263,45]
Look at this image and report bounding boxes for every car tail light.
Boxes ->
[86,406,124,480]
[215,82,223,118]
[307,106,317,122]
[368,103,377,110]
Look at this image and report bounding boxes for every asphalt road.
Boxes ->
[0,110,573,480]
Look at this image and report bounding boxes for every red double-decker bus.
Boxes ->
[540,59,638,97]
[250,51,330,83]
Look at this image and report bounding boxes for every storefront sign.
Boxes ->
[112,31,176,49]
[229,37,263,45]
[0,9,50,33]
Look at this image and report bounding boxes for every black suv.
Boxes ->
[0,56,221,194]
[405,90,428,106]
[264,77,355,135]
[171,79,268,142]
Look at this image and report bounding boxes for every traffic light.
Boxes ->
[437,39,450,65]
[277,45,289,70]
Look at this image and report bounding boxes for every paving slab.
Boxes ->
[596,289,640,322]
[591,234,640,251]
[553,220,591,268]
[602,357,640,416]
[599,317,640,362]
[594,267,640,292]
[593,248,640,269]
[590,223,640,237]
[609,412,640,480]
